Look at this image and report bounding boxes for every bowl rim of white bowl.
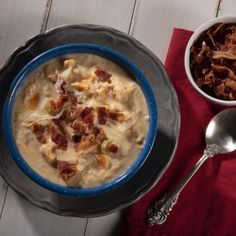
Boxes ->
[3,43,158,196]
[184,15,236,106]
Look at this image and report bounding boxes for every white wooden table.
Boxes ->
[0,1,235,235]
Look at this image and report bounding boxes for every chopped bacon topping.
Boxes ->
[80,107,93,119]
[71,134,82,143]
[190,23,236,100]
[74,134,96,152]
[72,119,90,134]
[57,161,78,181]
[79,107,94,127]
[49,94,69,114]
[108,111,125,122]
[95,67,112,83]
[97,106,107,124]
[96,128,107,142]
[97,107,125,124]
[52,119,68,138]
[107,143,118,153]
[27,60,126,183]
[67,93,77,107]
[50,126,68,151]
[30,122,46,144]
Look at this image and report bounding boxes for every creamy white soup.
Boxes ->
[13,54,149,187]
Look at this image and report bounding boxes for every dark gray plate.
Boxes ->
[0,24,180,217]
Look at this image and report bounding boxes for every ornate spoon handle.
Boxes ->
[146,144,217,226]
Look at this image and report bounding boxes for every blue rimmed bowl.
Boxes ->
[2,44,158,196]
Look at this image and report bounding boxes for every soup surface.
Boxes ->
[13,54,149,187]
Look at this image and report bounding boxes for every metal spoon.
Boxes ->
[146,108,236,226]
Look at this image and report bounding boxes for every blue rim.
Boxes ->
[2,44,158,196]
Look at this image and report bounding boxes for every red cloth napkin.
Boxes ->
[124,28,236,236]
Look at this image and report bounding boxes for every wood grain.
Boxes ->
[0,0,47,220]
[0,180,7,219]
[47,0,136,33]
[0,0,47,65]
[0,188,87,236]
[130,0,219,61]
[218,0,236,16]
[85,212,125,236]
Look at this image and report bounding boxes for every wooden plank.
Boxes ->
[0,188,87,236]
[130,0,219,61]
[47,0,135,32]
[0,180,7,218]
[0,0,47,219]
[85,212,124,236]
[0,0,47,65]
[217,0,236,16]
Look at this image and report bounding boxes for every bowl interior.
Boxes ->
[3,44,158,196]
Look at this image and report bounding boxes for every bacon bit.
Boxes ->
[108,111,125,122]
[79,107,94,127]
[97,107,107,125]
[71,134,82,143]
[74,134,96,152]
[52,119,68,137]
[72,119,89,134]
[83,113,94,127]
[46,94,69,115]
[57,94,69,108]
[30,122,46,144]
[95,67,112,83]
[190,23,236,100]
[57,161,78,181]
[96,128,107,142]
[80,107,93,119]
[50,126,68,151]
[95,154,109,168]
[69,94,77,107]
[107,143,118,153]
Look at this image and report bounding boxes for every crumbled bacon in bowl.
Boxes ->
[185,16,236,105]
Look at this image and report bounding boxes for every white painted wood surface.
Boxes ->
[0,0,236,235]
[218,0,236,16]
[0,188,86,236]
[47,0,135,32]
[0,0,47,218]
[130,0,219,61]
[85,212,125,236]
[0,179,7,218]
[0,0,47,65]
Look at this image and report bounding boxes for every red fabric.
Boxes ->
[124,28,236,236]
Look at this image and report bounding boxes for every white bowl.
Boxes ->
[184,16,236,106]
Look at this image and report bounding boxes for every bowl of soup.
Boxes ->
[3,44,157,196]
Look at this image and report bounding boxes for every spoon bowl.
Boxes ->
[206,109,236,153]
